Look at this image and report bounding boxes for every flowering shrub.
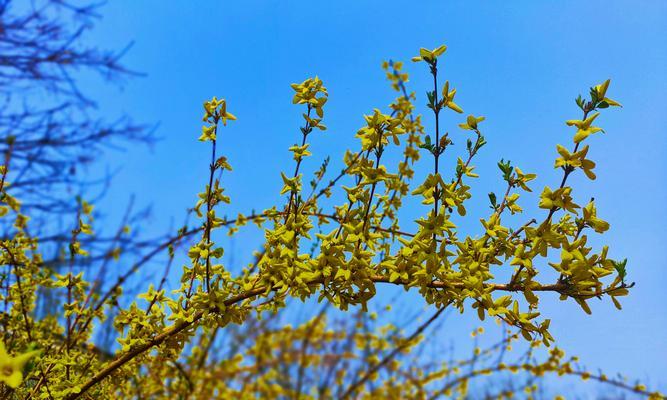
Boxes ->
[0,44,661,399]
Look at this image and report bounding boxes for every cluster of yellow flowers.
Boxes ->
[0,44,662,399]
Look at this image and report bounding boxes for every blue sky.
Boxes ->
[80,0,666,393]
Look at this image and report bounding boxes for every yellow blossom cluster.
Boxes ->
[0,44,660,400]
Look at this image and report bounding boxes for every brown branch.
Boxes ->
[64,269,622,399]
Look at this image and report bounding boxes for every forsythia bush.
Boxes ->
[0,44,662,399]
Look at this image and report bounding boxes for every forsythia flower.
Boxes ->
[291,77,328,118]
[202,97,237,125]
[566,112,603,143]
[288,143,311,162]
[554,144,596,180]
[582,200,610,233]
[411,45,447,63]
[0,342,39,389]
[200,97,236,142]
[538,186,579,212]
[280,172,302,195]
[199,125,216,142]
[593,79,622,108]
[514,167,537,192]
[441,81,463,113]
[459,115,485,131]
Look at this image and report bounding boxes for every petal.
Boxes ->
[6,370,23,389]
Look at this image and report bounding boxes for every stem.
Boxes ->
[545,108,589,222]
[204,132,218,293]
[284,105,312,222]
[431,62,441,218]
[360,142,383,234]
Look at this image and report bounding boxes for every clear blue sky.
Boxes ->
[81,0,666,394]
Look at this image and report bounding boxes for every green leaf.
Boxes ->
[488,192,497,208]
[612,258,628,281]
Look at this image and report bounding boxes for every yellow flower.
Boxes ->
[290,77,328,118]
[594,79,622,107]
[280,172,302,195]
[514,167,536,192]
[411,45,447,63]
[288,143,312,162]
[538,186,579,212]
[199,125,216,142]
[566,112,603,143]
[459,115,485,131]
[582,200,610,233]
[554,144,596,179]
[441,81,463,113]
[0,342,39,389]
[215,156,233,171]
[202,97,237,126]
